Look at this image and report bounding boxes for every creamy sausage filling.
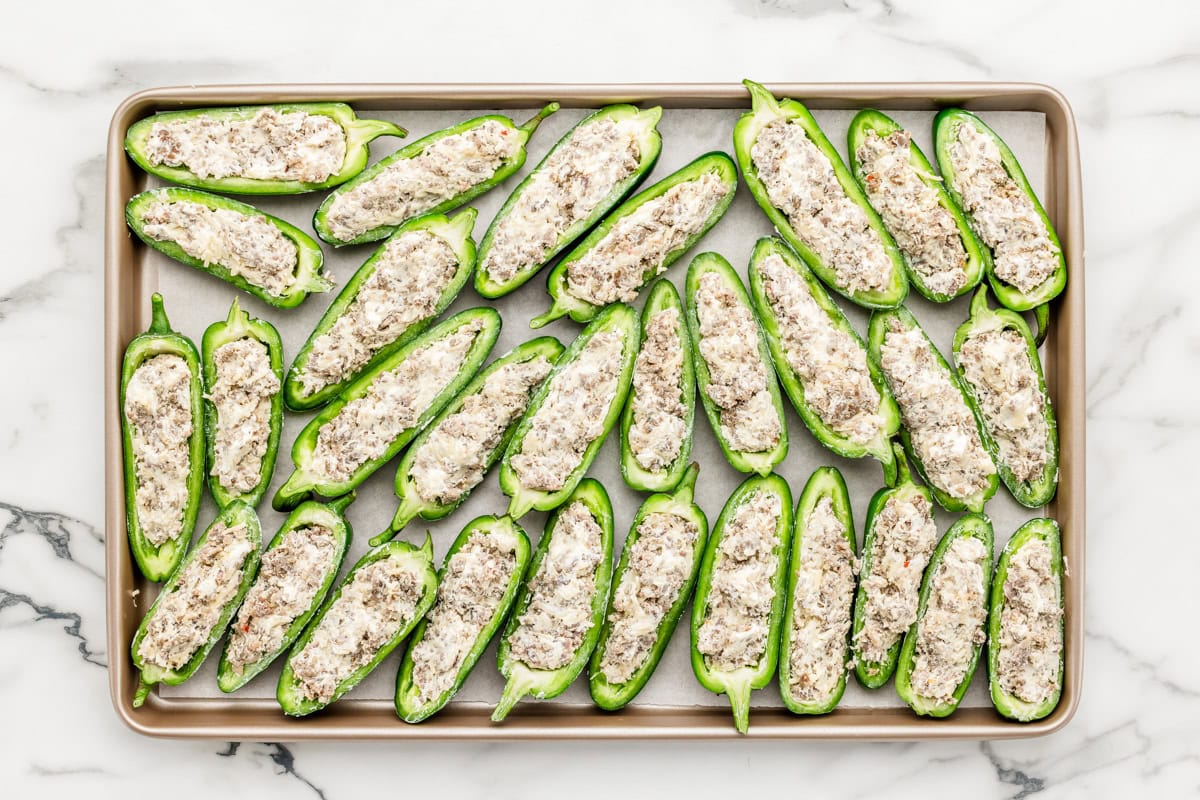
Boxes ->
[124,353,193,547]
[137,521,255,671]
[324,120,520,242]
[627,307,687,473]
[599,512,700,685]
[507,502,604,671]
[208,338,279,495]
[310,320,482,484]
[997,538,1062,705]
[296,230,460,397]
[696,490,783,671]
[751,118,893,294]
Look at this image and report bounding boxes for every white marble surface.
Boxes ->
[1,0,1195,797]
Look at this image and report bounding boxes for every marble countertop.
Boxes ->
[3,0,1195,796]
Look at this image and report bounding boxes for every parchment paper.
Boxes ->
[152,103,1047,714]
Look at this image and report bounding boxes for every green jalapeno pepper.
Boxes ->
[201,298,284,509]
[733,81,908,309]
[283,209,479,411]
[691,472,793,734]
[868,304,999,513]
[131,501,262,707]
[272,308,501,511]
[125,103,406,195]
[277,534,438,716]
[894,512,994,718]
[988,518,1064,722]
[953,287,1059,507]
[313,104,559,246]
[618,279,697,494]
[215,494,355,693]
[779,466,857,715]
[747,236,900,483]
[120,293,206,581]
[498,304,639,520]
[126,187,331,309]
[492,479,615,722]
[474,105,664,299]
[846,109,989,303]
[933,108,1067,312]
[685,251,789,477]
[395,515,533,723]
[529,151,738,328]
[373,336,565,547]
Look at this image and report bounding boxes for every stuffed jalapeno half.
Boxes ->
[589,464,708,710]
[125,102,406,195]
[131,501,261,707]
[895,513,994,718]
[126,188,331,309]
[474,105,664,298]
[934,109,1067,311]
[685,252,788,476]
[531,151,737,327]
[120,293,205,581]
[277,535,438,716]
[847,109,988,303]
[733,81,907,309]
[748,237,899,482]
[272,308,500,511]
[988,518,1064,722]
[201,298,283,509]
[284,209,479,411]
[493,480,614,721]
[498,304,638,520]
[313,104,558,246]
[953,287,1059,507]
[618,280,697,493]
[869,305,998,513]
[850,444,939,689]
[216,494,355,692]
[374,336,564,546]
[779,467,858,715]
[395,515,532,723]
[691,473,792,734]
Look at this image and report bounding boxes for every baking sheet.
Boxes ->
[140,104,1047,714]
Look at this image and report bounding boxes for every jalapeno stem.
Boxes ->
[519,102,561,134]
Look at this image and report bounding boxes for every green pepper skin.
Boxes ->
[894,512,994,718]
[953,287,1059,507]
[493,479,615,721]
[201,298,284,509]
[283,209,479,411]
[272,308,501,511]
[846,109,989,303]
[733,81,908,309]
[131,501,262,707]
[589,464,709,710]
[126,187,331,309]
[498,304,639,520]
[747,237,900,483]
[988,518,1064,722]
[691,473,793,734]
[868,305,999,513]
[617,280,697,494]
[277,534,438,716]
[934,109,1067,312]
[474,105,664,299]
[120,293,206,581]
[395,515,533,723]
[125,103,406,195]
[313,104,559,246]
[850,443,933,688]
[685,251,789,477]
[215,494,355,693]
[530,151,738,328]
